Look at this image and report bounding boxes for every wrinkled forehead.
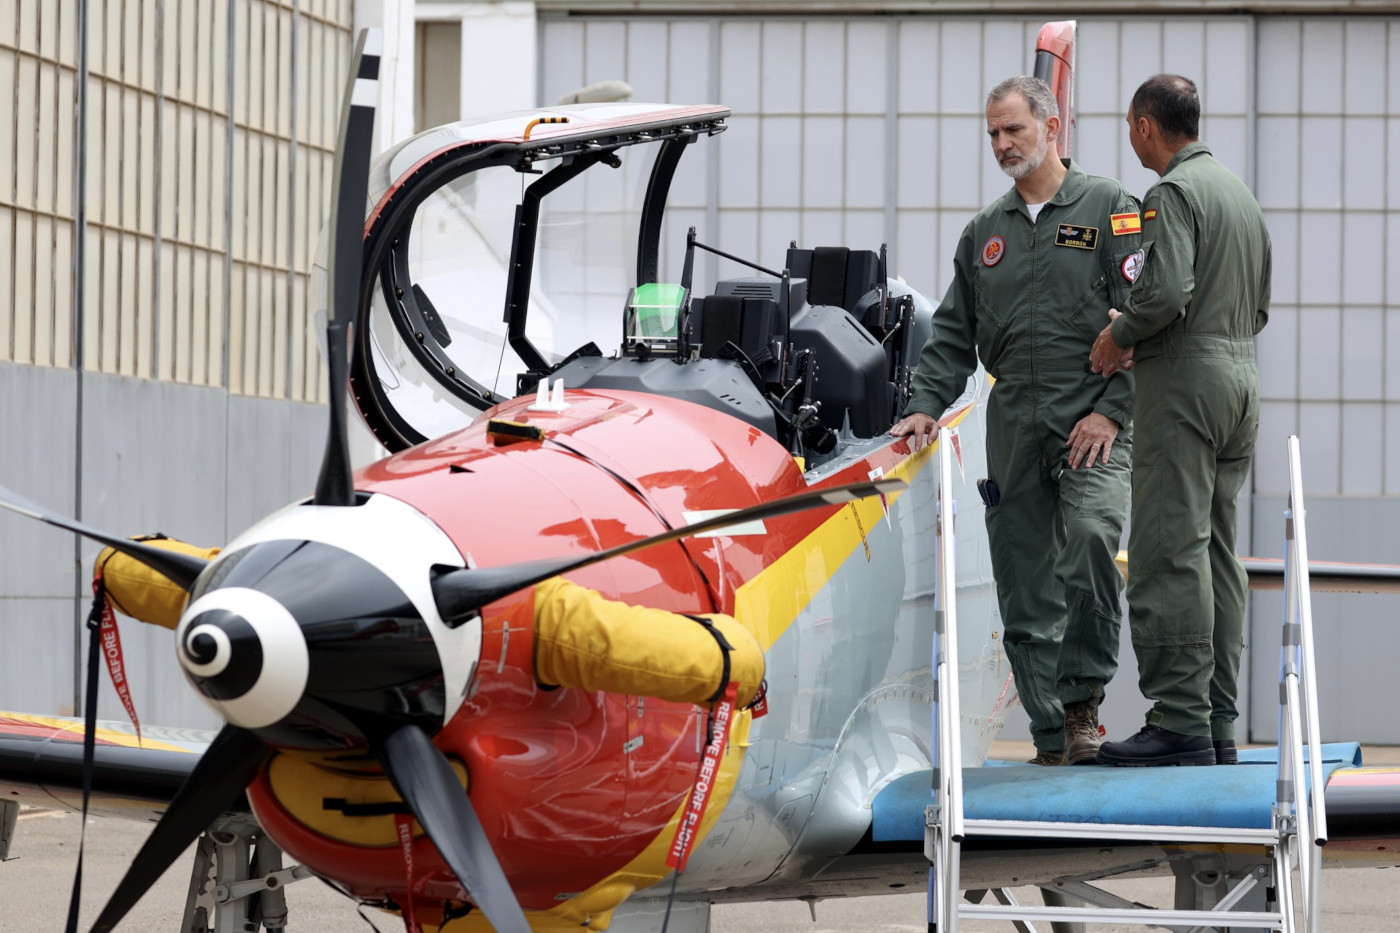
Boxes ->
[985,92,1040,129]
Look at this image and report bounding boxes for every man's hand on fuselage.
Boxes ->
[890,412,938,450]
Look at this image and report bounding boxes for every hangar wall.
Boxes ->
[535,11,1400,744]
[0,361,325,729]
[0,0,356,729]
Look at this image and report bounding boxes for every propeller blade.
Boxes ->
[1243,556,1400,594]
[376,724,531,933]
[89,725,270,933]
[432,476,907,623]
[313,27,381,507]
[0,483,208,590]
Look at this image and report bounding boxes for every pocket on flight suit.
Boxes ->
[983,504,1017,589]
[1062,274,1107,327]
[973,283,1011,358]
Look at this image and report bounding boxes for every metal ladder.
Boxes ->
[924,429,1327,931]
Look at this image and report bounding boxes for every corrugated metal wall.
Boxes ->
[538,11,1400,743]
[0,0,350,398]
[0,0,353,728]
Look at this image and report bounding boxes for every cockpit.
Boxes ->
[341,102,934,467]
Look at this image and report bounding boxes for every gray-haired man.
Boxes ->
[893,76,1141,764]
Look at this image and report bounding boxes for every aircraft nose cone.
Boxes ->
[179,607,265,700]
[187,630,219,665]
[175,587,309,730]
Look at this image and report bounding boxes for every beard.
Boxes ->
[998,127,1052,180]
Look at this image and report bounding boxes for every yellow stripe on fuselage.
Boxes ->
[445,429,954,931]
[735,439,935,651]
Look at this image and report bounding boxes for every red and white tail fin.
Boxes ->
[1034,21,1077,159]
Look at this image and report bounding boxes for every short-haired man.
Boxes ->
[893,76,1142,765]
[1090,74,1272,766]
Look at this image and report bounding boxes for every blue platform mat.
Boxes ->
[871,742,1362,841]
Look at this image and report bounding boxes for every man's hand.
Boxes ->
[1067,412,1121,470]
[1089,308,1136,377]
[890,412,938,450]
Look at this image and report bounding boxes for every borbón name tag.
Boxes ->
[1055,224,1098,249]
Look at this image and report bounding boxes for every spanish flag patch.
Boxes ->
[1110,212,1141,235]
[1144,208,1158,220]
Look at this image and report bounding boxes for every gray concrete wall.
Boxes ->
[1248,494,1400,744]
[0,361,326,729]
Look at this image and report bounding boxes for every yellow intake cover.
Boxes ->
[265,752,467,846]
[97,539,223,629]
[533,577,764,708]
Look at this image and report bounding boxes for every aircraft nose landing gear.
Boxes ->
[182,814,313,933]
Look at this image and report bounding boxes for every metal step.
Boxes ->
[955,816,1283,846]
[957,903,1285,929]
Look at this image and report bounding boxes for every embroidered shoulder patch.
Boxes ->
[1055,224,1098,250]
[1110,212,1141,235]
[1144,208,1158,220]
[1122,249,1145,283]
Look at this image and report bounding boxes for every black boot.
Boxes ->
[1213,739,1238,765]
[1097,725,1216,767]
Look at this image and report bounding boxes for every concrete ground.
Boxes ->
[5,741,1397,932]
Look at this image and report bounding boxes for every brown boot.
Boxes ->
[1026,748,1065,766]
[1064,700,1104,765]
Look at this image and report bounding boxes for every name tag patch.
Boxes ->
[1055,224,1098,250]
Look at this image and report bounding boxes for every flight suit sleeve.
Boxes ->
[1255,238,1272,335]
[1094,190,1141,428]
[1111,183,1194,348]
[904,224,980,419]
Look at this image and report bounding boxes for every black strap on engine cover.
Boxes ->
[323,798,412,817]
[683,614,735,705]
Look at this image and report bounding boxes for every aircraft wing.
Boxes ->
[605,747,1400,917]
[860,745,1400,884]
[0,711,226,821]
[1115,550,1400,594]
[1240,556,1400,593]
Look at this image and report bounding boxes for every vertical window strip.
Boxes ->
[0,0,345,395]
[222,2,347,400]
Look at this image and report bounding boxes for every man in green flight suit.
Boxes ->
[892,76,1142,766]
[1090,74,1272,767]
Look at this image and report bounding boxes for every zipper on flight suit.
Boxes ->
[1027,203,1049,473]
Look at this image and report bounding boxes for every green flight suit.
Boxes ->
[1109,142,1272,740]
[907,161,1140,753]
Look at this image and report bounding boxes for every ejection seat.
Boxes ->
[794,246,884,324]
[690,293,786,388]
[689,244,895,441]
[783,246,895,438]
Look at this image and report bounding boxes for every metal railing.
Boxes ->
[1277,434,1329,933]
[924,429,1328,932]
